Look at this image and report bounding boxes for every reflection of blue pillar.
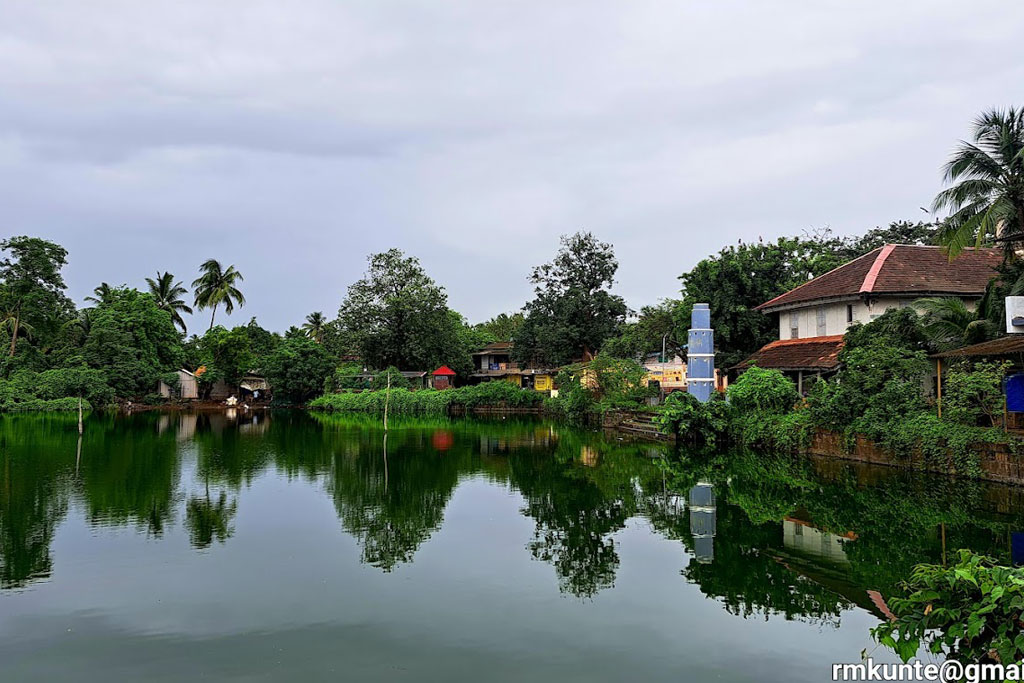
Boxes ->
[689,482,716,564]
[688,303,714,403]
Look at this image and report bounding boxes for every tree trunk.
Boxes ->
[208,304,218,331]
[8,313,19,357]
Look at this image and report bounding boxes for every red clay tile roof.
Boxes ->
[733,335,845,371]
[757,245,1001,312]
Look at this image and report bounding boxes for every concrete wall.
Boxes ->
[776,297,979,340]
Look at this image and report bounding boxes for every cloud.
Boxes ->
[1,0,1022,331]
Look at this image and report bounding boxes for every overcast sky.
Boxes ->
[2,1,1023,333]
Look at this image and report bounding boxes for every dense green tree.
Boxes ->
[192,259,246,331]
[82,288,183,398]
[935,107,1024,257]
[192,326,254,391]
[263,336,336,403]
[676,236,849,369]
[336,249,470,371]
[146,271,192,334]
[475,312,524,342]
[513,232,628,367]
[239,318,281,365]
[839,220,938,257]
[601,299,683,360]
[0,237,74,359]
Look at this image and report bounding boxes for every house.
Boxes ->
[736,245,1002,392]
[157,369,199,400]
[470,341,556,392]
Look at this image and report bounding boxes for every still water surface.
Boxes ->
[1,410,1021,681]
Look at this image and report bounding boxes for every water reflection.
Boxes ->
[1,409,1023,632]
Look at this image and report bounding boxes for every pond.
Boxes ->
[0,410,1021,681]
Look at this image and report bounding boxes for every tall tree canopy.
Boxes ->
[0,236,73,360]
[82,288,183,397]
[192,259,245,331]
[475,312,524,342]
[513,232,628,367]
[935,107,1024,258]
[336,249,471,371]
[676,236,852,369]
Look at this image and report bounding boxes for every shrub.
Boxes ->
[727,366,799,414]
[263,336,336,403]
[369,367,411,391]
[943,359,1010,428]
[309,381,545,415]
[873,550,1024,665]
[654,392,731,445]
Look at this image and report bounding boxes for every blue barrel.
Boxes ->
[1006,374,1024,413]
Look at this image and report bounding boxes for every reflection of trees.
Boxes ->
[508,441,663,598]
[328,431,466,571]
[186,489,237,549]
[0,415,75,587]
[78,416,179,536]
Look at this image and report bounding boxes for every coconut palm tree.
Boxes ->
[1,309,33,353]
[191,259,245,331]
[146,271,192,334]
[302,311,326,343]
[914,297,996,350]
[84,282,114,306]
[935,107,1024,258]
[61,308,94,344]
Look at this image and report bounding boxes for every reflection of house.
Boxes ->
[157,369,199,400]
[736,245,1001,393]
[783,517,852,566]
[470,342,555,392]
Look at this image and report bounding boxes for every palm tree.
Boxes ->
[191,259,245,331]
[914,297,996,350]
[302,311,326,343]
[61,308,94,344]
[84,282,114,306]
[146,271,192,334]
[935,107,1024,258]
[2,309,33,355]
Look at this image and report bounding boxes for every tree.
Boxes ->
[336,249,468,371]
[192,259,245,331]
[0,237,73,359]
[839,220,938,257]
[676,236,849,369]
[914,297,996,350]
[82,288,183,397]
[513,232,628,367]
[302,311,326,343]
[192,326,254,391]
[935,107,1024,258]
[146,271,192,334]
[263,336,336,403]
[602,299,684,361]
[476,312,524,342]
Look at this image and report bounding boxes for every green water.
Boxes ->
[0,410,1020,681]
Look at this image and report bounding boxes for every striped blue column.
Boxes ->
[687,303,714,403]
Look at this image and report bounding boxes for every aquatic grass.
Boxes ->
[309,382,545,415]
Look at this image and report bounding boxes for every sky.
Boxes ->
[1,1,1023,333]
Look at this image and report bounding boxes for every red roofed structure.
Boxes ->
[737,244,1001,393]
[431,365,457,390]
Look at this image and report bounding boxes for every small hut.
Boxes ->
[431,365,457,390]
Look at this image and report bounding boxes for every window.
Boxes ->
[789,312,799,339]
[816,307,826,336]
[846,304,854,323]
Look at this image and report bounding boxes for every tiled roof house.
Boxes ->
[735,245,1001,390]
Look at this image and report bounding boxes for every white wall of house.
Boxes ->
[775,297,979,340]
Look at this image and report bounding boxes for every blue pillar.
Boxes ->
[687,303,715,403]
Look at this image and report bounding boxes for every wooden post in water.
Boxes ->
[78,396,83,435]
[383,373,391,432]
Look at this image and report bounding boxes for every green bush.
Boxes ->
[369,367,411,391]
[309,381,545,415]
[0,366,110,412]
[654,392,731,445]
[727,366,799,415]
[943,359,1009,428]
[873,550,1024,665]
